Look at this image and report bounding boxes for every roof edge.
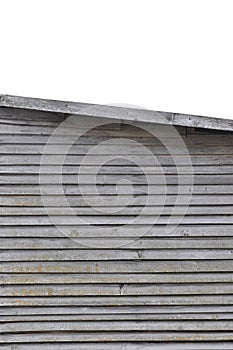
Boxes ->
[0,94,233,132]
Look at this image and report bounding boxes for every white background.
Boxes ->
[0,0,232,119]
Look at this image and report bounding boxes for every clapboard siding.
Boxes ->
[0,107,233,349]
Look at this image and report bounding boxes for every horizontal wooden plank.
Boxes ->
[1,133,233,145]
[0,135,172,144]
[0,174,233,186]
[1,273,233,284]
[1,260,232,273]
[1,295,233,307]
[0,284,119,296]
[2,143,233,155]
[0,107,66,123]
[2,174,231,186]
[1,215,233,225]
[2,311,233,322]
[0,224,232,238]
[1,283,232,297]
[0,115,121,131]
[0,224,233,238]
[2,320,233,333]
[2,154,233,166]
[3,194,233,207]
[1,237,232,249]
[1,249,233,261]
[1,331,233,342]
[0,121,129,135]
[0,121,183,137]
[0,184,232,195]
[1,206,233,216]
[2,305,233,315]
[1,165,233,175]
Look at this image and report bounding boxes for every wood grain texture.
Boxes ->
[1,108,233,347]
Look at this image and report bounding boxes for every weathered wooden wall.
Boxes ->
[0,108,233,349]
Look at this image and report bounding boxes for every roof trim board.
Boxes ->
[0,94,232,132]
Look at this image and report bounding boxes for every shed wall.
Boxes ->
[0,110,233,348]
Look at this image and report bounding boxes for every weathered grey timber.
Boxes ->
[1,94,233,131]
[0,94,233,348]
